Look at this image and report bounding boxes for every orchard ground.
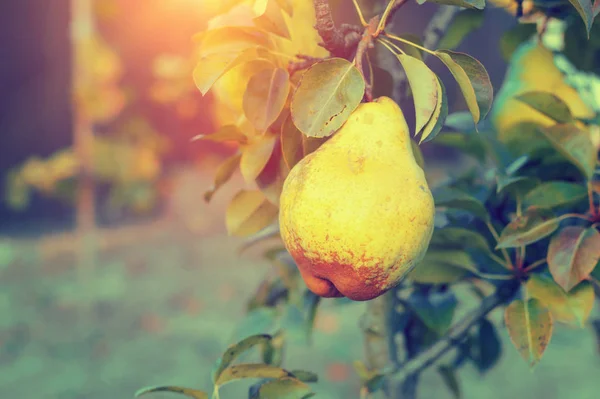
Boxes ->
[1,157,599,399]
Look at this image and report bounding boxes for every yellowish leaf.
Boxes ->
[204,153,242,202]
[198,26,269,57]
[215,363,292,386]
[192,125,248,144]
[526,274,595,327]
[193,48,259,96]
[505,298,553,368]
[281,115,304,169]
[226,190,279,237]
[240,134,277,182]
[253,0,291,39]
[256,137,288,205]
[243,67,290,131]
[212,334,273,383]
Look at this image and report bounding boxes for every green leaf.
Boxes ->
[537,124,597,180]
[243,67,290,131]
[290,58,365,138]
[393,34,425,60]
[515,91,573,124]
[496,175,540,197]
[433,187,489,222]
[567,0,594,37]
[496,208,560,249]
[204,153,242,203]
[252,377,313,399]
[417,0,485,10]
[212,334,274,383]
[437,365,461,399]
[407,250,472,284]
[526,274,595,327]
[215,364,293,387]
[419,76,449,143]
[435,50,493,125]
[547,226,600,292]
[522,181,587,210]
[135,386,208,399]
[429,227,491,254]
[434,132,487,162]
[396,54,439,136]
[437,9,484,51]
[504,298,553,368]
[407,290,457,335]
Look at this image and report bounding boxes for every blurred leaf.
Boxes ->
[496,208,560,249]
[396,54,439,137]
[198,26,268,56]
[289,370,318,383]
[417,0,485,9]
[430,226,491,254]
[238,223,281,255]
[251,377,314,399]
[522,181,587,210]
[290,58,365,138]
[500,24,537,62]
[243,67,290,131]
[496,175,539,197]
[216,364,293,386]
[470,319,502,374]
[438,9,484,51]
[193,48,260,96]
[504,298,553,368]
[437,365,461,399]
[411,140,426,169]
[547,226,600,292]
[205,153,241,202]
[192,125,248,144]
[256,137,288,205]
[303,290,321,343]
[226,190,279,237]
[420,76,448,143]
[135,386,208,399]
[526,274,595,327]
[434,132,487,162]
[538,124,597,180]
[435,50,493,126]
[281,115,304,169]
[241,135,277,183]
[515,91,573,123]
[567,0,594,37]
[253,0,291,39]
[233,307,278,342]
[212,334,274,383]
[433,187,489,222]
[408,250,471,284]
[262,331,285,367]
[407,290,457,335]
[275,0,293,16]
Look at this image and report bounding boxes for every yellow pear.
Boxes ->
[491,41,595,153]
[279,97,436,301]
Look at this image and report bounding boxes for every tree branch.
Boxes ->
[385,281,518,383]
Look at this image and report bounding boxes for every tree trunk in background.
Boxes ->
[71,0,96,321]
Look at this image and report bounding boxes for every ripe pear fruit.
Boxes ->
[279,96,435,301]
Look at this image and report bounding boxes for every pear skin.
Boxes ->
[279,96,435,301]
